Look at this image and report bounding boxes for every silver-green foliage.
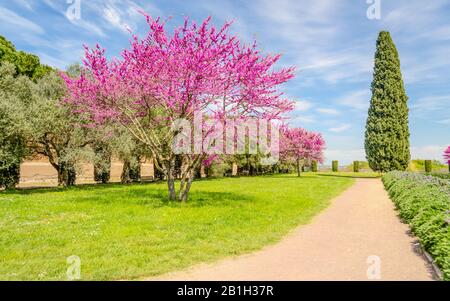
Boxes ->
[383,172,450,280]
[0,63,31,188]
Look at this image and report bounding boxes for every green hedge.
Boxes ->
[311,160,318,172]
[332,160,338,172]
[431,173,450,180]
[382,172,450,280]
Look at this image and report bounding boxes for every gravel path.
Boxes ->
[151,179,434,281]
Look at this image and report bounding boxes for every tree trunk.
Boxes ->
[167,173,176,201]
[94,145,111,184]
[121,159,132,184]
[179,172,194,202]
[166,158,177,201]
[153,157,165,181]
[297,158,301,177]
[58,162,76,187]
[130,159,141,183]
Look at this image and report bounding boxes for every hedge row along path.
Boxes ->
[150,179,434,280]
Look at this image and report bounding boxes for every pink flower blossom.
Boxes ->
[280,126,326,164]
[444,146,450,165]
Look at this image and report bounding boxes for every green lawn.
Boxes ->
[316,171,382,178]
[0,174,354,280]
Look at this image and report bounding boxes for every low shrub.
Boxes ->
[425,160,432,173]
[353,161,360,173]
[432,173,450,180]
[382,172,450,280]
[332,160,338,172]
[311,160,318,172]
[409,160,447,173]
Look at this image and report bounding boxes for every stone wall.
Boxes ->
[19,158,154,187]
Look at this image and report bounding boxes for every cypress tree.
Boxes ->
[365,31,410,172]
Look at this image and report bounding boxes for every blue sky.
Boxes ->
[1,0,449,164]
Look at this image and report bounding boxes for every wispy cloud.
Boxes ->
[0,6,44,34]
[42,0,106,37]
[86,0,161,34]
[329,124,351,133]
[294,100,314,112]
[15,0,34,11]
[336,90,371,111]
[411,95,450,112]
[316,108,340,115]
[324,148,366,165]
[291,115,316,125]
[411,145,448,162]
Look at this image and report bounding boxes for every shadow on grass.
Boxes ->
[83,188,254,208]
[5,176,235,195]
[3,181,159,195]
[2,181,254,208]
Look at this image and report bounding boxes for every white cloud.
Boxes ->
[294,100,313,112]
[411,95,450,112]
[73,19,107,37]
[42,0,106,37]
[316,108,340,115]
[323,145,449,165]
[329,124,351,133]
[323,148,366,165]
[337,90,371,111]
[411,145,448,162]
[291,115,316,125]
[85,0,163,34]
[0,6,44,34]
[104,5,127,31]
[15,0,34,11]
[382,0,448,36]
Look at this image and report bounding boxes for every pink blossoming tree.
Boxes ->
[63,14,295,201]
[280,127,326,177]
[444,146,450,172]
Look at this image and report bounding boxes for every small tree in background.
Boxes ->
[353,161,360,173]
[93,141,111,184]
[332,161,338,172]
[109,128,148,184]
[26,70,93,187]
[311,160,318,172]
[280,127,325,177]
[0,36,53,189]
[365,31,410,172]
[444,146,450,173]
[424,160,432,173]
[0,63,32,189]
[0,35,52,81]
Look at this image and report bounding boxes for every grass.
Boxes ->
[316,171,381,178]
[0,174,355,280]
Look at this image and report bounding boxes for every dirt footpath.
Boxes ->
[151,179,434,281]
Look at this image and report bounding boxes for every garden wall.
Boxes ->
[19,159,154,187]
